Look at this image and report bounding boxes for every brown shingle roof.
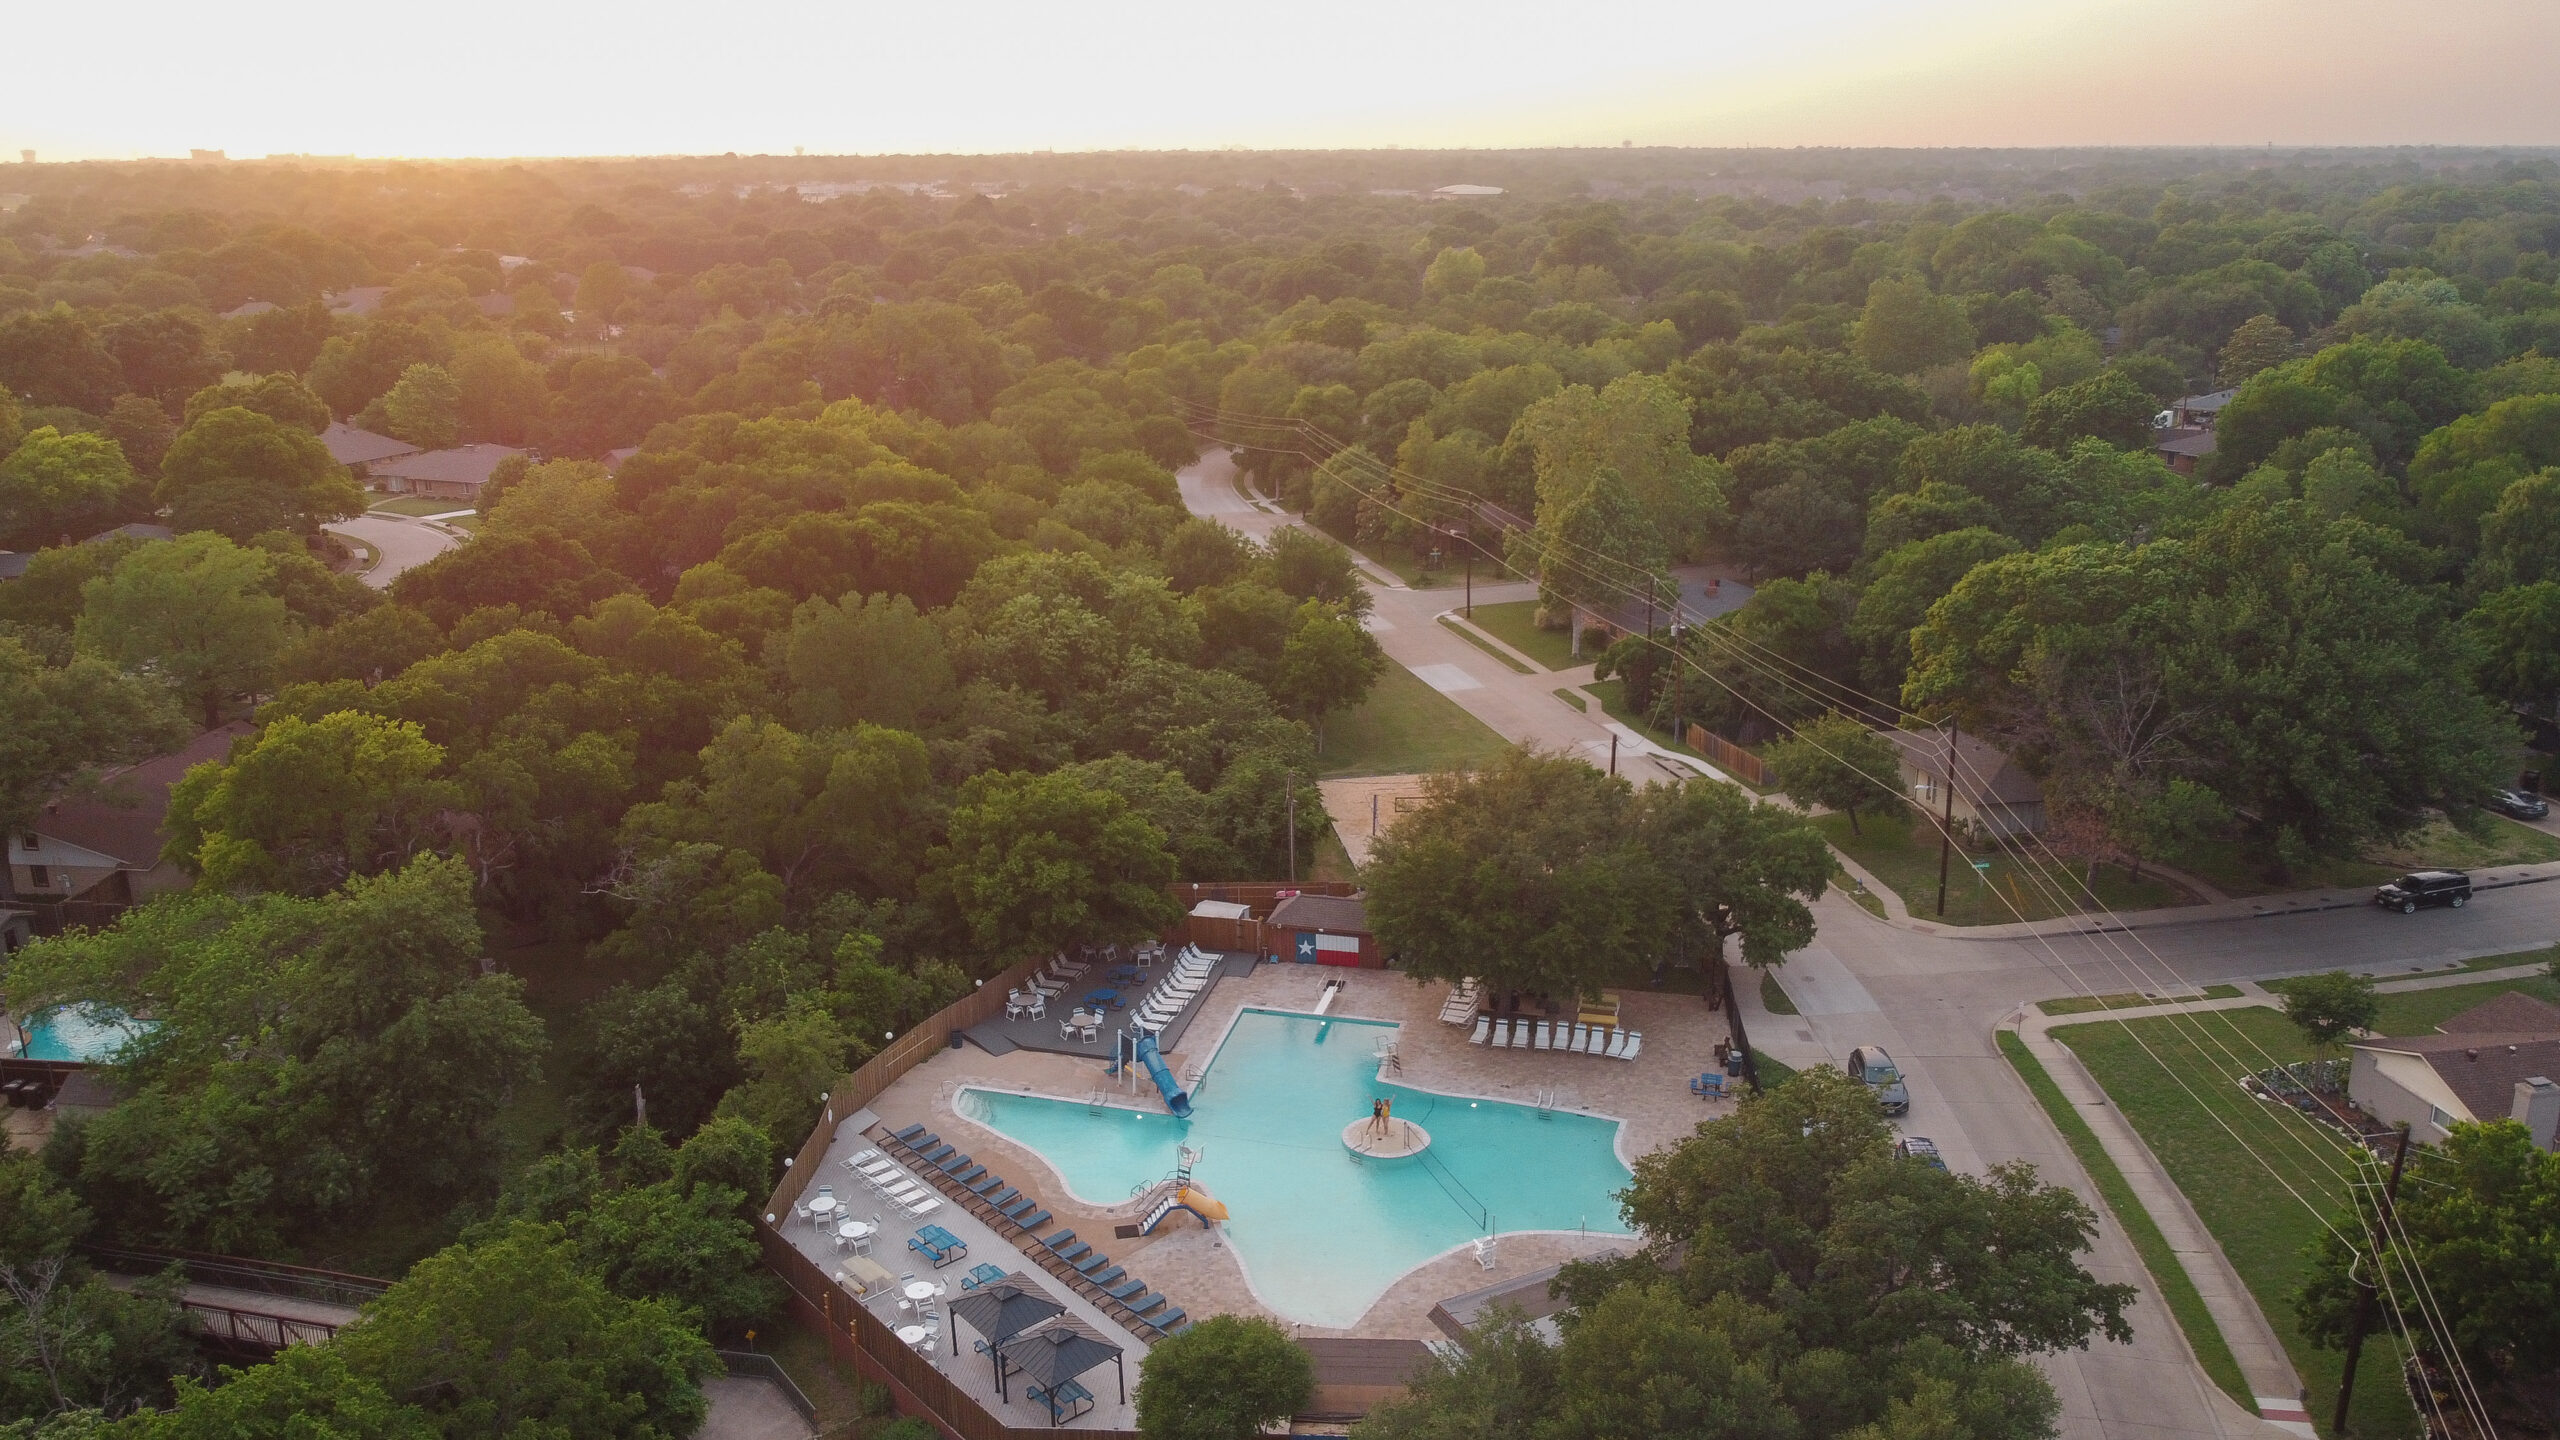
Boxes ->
[370,443,526,489]
[1875,728,2043,807]
[2438,991,2560,1036]
[1268,892,1369,934]
[2362,1029,2560,1125]
[34,723,252,867]
[321,422,422,467]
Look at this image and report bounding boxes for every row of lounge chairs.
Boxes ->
[1036,1227,1189,1337]
[840,1150,945,1218]
[882,1123,1188,1340]
[1437,978,1482,1024]
[1470,1015,1643,1060]
[1130,946,1219,1031]
[1022,952,1091,1001]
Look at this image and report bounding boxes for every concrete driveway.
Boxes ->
[326,511,463,588]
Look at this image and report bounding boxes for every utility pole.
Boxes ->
[1608,734,1618,777]
[1285,775,1297,883]
[1934,720,1959,917]
[1464,543,1473,618]
[2332,1125,2414,1435]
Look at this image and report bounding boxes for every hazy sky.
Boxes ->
[11,0,2559,160]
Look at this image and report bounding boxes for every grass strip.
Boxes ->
[1759,971,1798,1015]
[1436,615,1534,673]
[1750,1051,1797,1090]
[2039,984,2244,1016]
[1552,688,1588,712]
[1996,1029,2255,1410]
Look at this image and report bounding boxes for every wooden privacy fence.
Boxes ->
[758,953,1149,1440]
[1686,726,1768,786]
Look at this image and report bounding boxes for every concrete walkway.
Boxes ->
[1881,863,2560,944]
[694,1376,815,1440]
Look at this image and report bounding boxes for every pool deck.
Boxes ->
[864,962,1739,1341]
[782,1120,1147,1431]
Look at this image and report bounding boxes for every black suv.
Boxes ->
[2375,870,2471,913]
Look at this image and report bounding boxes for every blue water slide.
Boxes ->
[1134,1032,1193,1118]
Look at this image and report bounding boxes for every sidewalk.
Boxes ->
[1878,862,2560,943]
[2011,1007,2310,1436]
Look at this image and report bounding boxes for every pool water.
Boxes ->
[11,1005,150,1062]
[958,1008,1632,1328]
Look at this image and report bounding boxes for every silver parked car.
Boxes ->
[1847,1045,1910,1115]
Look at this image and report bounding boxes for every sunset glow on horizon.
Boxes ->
[10,0,2560,163]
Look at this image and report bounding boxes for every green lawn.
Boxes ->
[1311,517,1465,590]
[1318,662,1513,779]
[1309,827,1360,883]
[369,495,463,517]
[1750,1051,1798,1090]
[1997,1031,2254,1409]
[1759,970,1798,1015]
[1466,599,1582,671]
[1552,688,1589,713]
[1583,678,1744,778]
[1438,616,1533,673]
[441,513,479,532]
[2174,816,2560,898]
[2366,973,2560,1035]
[1816,810,2194,926]
[2056,1007,2421,1438]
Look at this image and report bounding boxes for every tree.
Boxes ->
[0,307,126,412]
[564,983,740,1144]
[0,639,187,909]
[1365,749,1671,1001]
[1855,276,1976,375]
[2279,971,2379,1058]
[163,710,461,892]
[155,406,363,540]
[620,717,932,897]
[332,1223,717,1440]
[774,591,954,731]
[2217,314,2296,387]
[0,428,139,547]
[75,533,290,731]
[928,768,1182,960]
[1763,713,1903,837]
[0,1150,201,1423]
[2477,469,2560,589]
[365,364,461,450]
[2466,581,2560,716]
[2297,1119,2560,1423]
[126,1347,436,1440]
[100,394,177,478]
[180,373,330,434]
[1636,776,1833,973]
[2021,370,2155,452]
[1273,600,1384,748]
[100,311,226,410]
[1135,1315,1313,1440]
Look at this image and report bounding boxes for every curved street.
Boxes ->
[325,511,464,588]
[1174,446,2556,1440]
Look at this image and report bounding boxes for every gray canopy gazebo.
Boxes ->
[996,1319,1126,1427]
[948,1276,1067,1398]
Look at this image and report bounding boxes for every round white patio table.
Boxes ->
[807,1194,837,1222]
[839,1219,875,1243]
[896,1324,928,1345]
[904,1280,938,1303]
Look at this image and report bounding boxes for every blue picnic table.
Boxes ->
[1026,1378,1093,1426]
[1083,988,1122,1009]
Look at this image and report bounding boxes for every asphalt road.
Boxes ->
[324,512,461,588]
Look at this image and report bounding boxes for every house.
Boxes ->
[321,421,422,470]
[83,523,173,546]
[1431,184,1505,199]
[2152,427,2217,476]
[2149,389,2237,476]
[326,285,389,316]
[0,552,27,581]
[2347,992,2560,1150]
[368,443,526,501]
[2169,389,2238,428]
[221,299,279,319]
[1267,891,1379,967]
[1875,728,2046,836]
[10,723,251,914]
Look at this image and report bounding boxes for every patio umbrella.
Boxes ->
[948,1277,1065,1396]
[997,1319,1126,1424]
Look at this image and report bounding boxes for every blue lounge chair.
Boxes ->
[1073,1252,1108,1275]
[1089,1265,1125,1286]
[968,1175,1002,1196]
[949,1163,984,1184]
[1151,1307,1187,1332]
[1040,1229,1076,1250]
[1014,1208,1051,1230]
[931,1149,966,1170]
[1104,1278,1147,1301]
[1129,1294,1168,1317]
[985,1186,1019,1207]
[906,1132,939,1152]
[1054,1242,1091,1264]
[919,1143,955,1165]
[890,1123,925,1142]
[1000,1195,1035,1217]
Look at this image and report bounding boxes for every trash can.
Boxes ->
[1724,1049,1744,1077]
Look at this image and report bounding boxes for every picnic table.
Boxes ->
[1026,1378,1094,1426]
[1083,988,1121,1009]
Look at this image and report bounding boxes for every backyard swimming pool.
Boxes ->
[957,1008,1633,1328]
[7,1005,151,1062]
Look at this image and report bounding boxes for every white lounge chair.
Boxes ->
[1604,1029,1629,1059]
[1620,1032,1642,1062]
[905,1194,942,1218]
[1569,1022,1590,1053]
[1489,1019,1509,1048]
[1469,1016,1490,1045]
[1533,1021,1552,1050]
